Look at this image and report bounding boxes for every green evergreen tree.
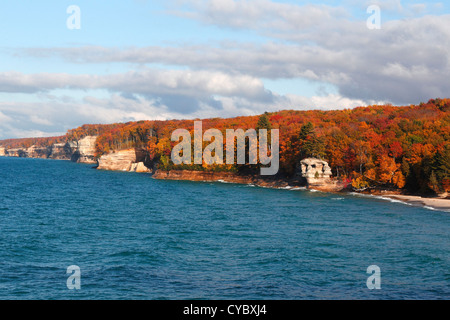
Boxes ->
[433,145,450,182]
[298,122,314,141]
[256,112,272,131]
[429,170,440,194]
[298,122,325,159]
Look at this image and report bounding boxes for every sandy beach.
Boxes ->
[382,194,450,212]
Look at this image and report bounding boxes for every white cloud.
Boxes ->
[2,0,449,139]
[0,111,12,123]
[18,10,450,105]
[0,90,372,139]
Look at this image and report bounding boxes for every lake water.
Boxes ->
[0,157,448,299]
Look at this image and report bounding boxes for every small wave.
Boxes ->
[350,192,410,205]
[247,184,255,187]
[371,195,413,206]
[331,197,344,201]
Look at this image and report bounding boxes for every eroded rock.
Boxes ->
[97,148,149,172]
[300,158,343,192]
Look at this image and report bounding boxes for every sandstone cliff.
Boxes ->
[48,143,73,160]
[152,170,291,188]
[97,148,150,172]
[26,145,52,159]
[0,136,98,162]
[71,136,97,164]
[5,148,26,157]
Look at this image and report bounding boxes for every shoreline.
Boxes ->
[378,194,450,212]
[152,169,450,212]
[2,155,449,212]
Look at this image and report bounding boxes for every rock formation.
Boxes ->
[300,158,342,191]
[301,158,332,181]
[71,136,97,164]
[5,148,26,157]
[0,136,98,162]
[26,145,51,158]
[48,143,73,160]
[130,162,151,173]
[152,170,291,188]
[97,148,150,172]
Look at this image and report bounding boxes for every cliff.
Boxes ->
[47,143,73,160]
[71,136,97,164]
[152,170,293,188]
[97,148,150,172]
[0,135,98,162]
[4,148,26,157]
[26,145,52,158]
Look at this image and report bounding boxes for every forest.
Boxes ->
[1,99,450,195]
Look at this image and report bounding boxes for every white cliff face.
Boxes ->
[26,145,51,158]
[72,136,97,163]
[1,136,98,161]
[97,148,150,172]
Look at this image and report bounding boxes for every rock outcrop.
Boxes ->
[300,158,343,192]
[97,148,150,172]
[152,170,292,188]
[26,145,51,158]
[5,148,26,157]
[48,143,73,160]
[130,162,151,173]
[0,136,98,162]
[71,136,97,164]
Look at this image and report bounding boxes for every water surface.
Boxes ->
[0,157,448,299]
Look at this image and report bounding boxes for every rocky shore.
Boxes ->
[152,165,345,192]
[152,169,294,188]
[0,136,98,164]
[1,142,448,211]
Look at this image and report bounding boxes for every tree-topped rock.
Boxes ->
[300,158,332,179]
[300,158,342,192]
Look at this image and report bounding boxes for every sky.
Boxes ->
[0,0,449,139]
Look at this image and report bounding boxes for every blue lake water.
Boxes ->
[0,157,448,300]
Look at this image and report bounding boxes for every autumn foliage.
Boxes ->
[1,98,450,195]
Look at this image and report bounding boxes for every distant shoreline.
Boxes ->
[1,155,449,212]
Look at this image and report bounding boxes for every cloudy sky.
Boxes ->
[0,0,449,139]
